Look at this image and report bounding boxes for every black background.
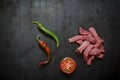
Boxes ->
[0,0,120,80]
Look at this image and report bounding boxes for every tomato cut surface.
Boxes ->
[60,57,76,74]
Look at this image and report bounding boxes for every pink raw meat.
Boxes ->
[77,41,90,54]
[89,27,99,38]
[95,39,104,48]
[86,34,96,43]
[90,48,105,56]
[83,44,94,62]
[97,44,104,50]
[89,27,103,42]
[68,35,83,43]
[96,54,104,58]
[69,27,105,66]
[86,56,95,66]
[76,40,83,45]
[79,27,90,35]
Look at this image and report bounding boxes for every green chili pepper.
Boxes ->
[33,21,60,47]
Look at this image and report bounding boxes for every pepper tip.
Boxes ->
[57,44,59,48]
[38,62,45,66]
[36,34,40,41]
[32,21,38,24]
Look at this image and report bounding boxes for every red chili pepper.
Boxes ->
[36,35,51,66]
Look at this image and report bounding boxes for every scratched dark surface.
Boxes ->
[0,0,120,80]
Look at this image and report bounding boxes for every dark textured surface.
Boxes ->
[0,0,120,80]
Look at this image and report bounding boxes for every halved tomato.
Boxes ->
[60,57,76,74]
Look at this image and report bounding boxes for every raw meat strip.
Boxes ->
[83,44,94,62]
[68,35,83,43]
[90,48,105,56]
[86,34,96,43]
[77,41,90,54]
[96,54,104,58]
[76,40,83,45]
[79,27,90,35]
[86,56,95,66]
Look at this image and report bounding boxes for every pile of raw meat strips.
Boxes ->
[68,27,105,66]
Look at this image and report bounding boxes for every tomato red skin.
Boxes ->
[60,57,76,74]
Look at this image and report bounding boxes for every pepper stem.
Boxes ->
[36,35,40,41]
[32,21,39,24]
[32,21,43,29]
